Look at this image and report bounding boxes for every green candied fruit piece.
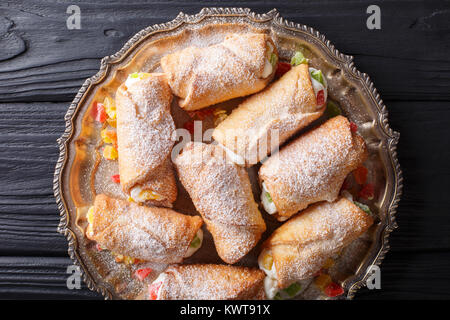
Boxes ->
[310,69,325,85]
[283,282,302,297]
[270,52,278,66]
[130,72,139,78]
[325,101,342,118]
[273,292,283,300]
[265,192,273,203]
[353,201,373,216]
[290,51,307,66]
[190,234,201,248]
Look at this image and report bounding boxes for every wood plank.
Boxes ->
[0,256,101,299]
[0,101,448,255]
[1,252,449,299]
[0,102,69,254]
[0,0,449,102]
[357,251,450,299]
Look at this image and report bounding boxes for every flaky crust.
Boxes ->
[213,63,324,166]
[174,142,266,264]
[262,198,373,288]
[161,33,277,111]
[259,116,367,220]
[115,73,177,206]
[86,194,203,263]
[157,264,266,300]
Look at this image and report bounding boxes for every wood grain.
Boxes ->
[0,1,449,102]
[0,0,448,299]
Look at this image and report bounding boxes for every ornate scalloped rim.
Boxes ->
[53,7,402,300]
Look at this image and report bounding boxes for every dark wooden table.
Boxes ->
[0,0,449,300]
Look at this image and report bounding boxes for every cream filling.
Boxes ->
[150,273,167,300]
[130,186,163,203]
[258,249,278,299]
[309,67,328,106]
[341,190,354,202]
[125,76,140,87]
[258,248,311,299]
[264,276,279,299]
[184,229,203,258]
[258,249,277,279]
[262,42,275,78]
[218,144,245,166]
[261,182,277,215]
[262,60,273,78]
[130,186,146,203]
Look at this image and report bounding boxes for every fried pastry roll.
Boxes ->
[86,194,203,263]
[148,264,266,300]
[116,72,177,207]
[212,63,327,166]
[259,115,367,221]
[174,142,266,264]
[160,33,278,111]
[258,198,373,296]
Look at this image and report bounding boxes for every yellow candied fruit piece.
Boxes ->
[86,206,94,224]
[261,253,273,271]
[101,128,117,144]
[103,97,116,120]
[314,273,332,290]
[107,118,117,128]
[114,253,124,263]
[213,109,228,126]
[140,190,162,201]
[123,256,136,265]
[128,196,135,203]
[322,258,334,269]
[103,145,118,160]
[213,108,227,116]
[106,107,116,120]
[103,96,114,108]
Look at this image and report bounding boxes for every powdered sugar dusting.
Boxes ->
[158,264,266,300]
[259,116,367,219]
[88,195,202,264]
[174,142,266,264]
[264,197,373,288]
[116,74,175,193]
[161,33,275,110]
[213,63,324,165]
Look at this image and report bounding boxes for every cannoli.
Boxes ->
[258,197,373,297]
[86,194,203,263]
[116,72,177,207]
[148,264,266,300]
[212,63,327,166]
[259,115,367,221]
[174,142,266,264]
[161,33,278,111]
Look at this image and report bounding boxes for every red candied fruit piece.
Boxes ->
[359,183,375,200]
[350,122,358,132]
[92,102,107,123]
[275,62,292,77]
[135,268,152,281]
[324,282,344,297]
[111,174,120,183]
[316,90,325,106]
